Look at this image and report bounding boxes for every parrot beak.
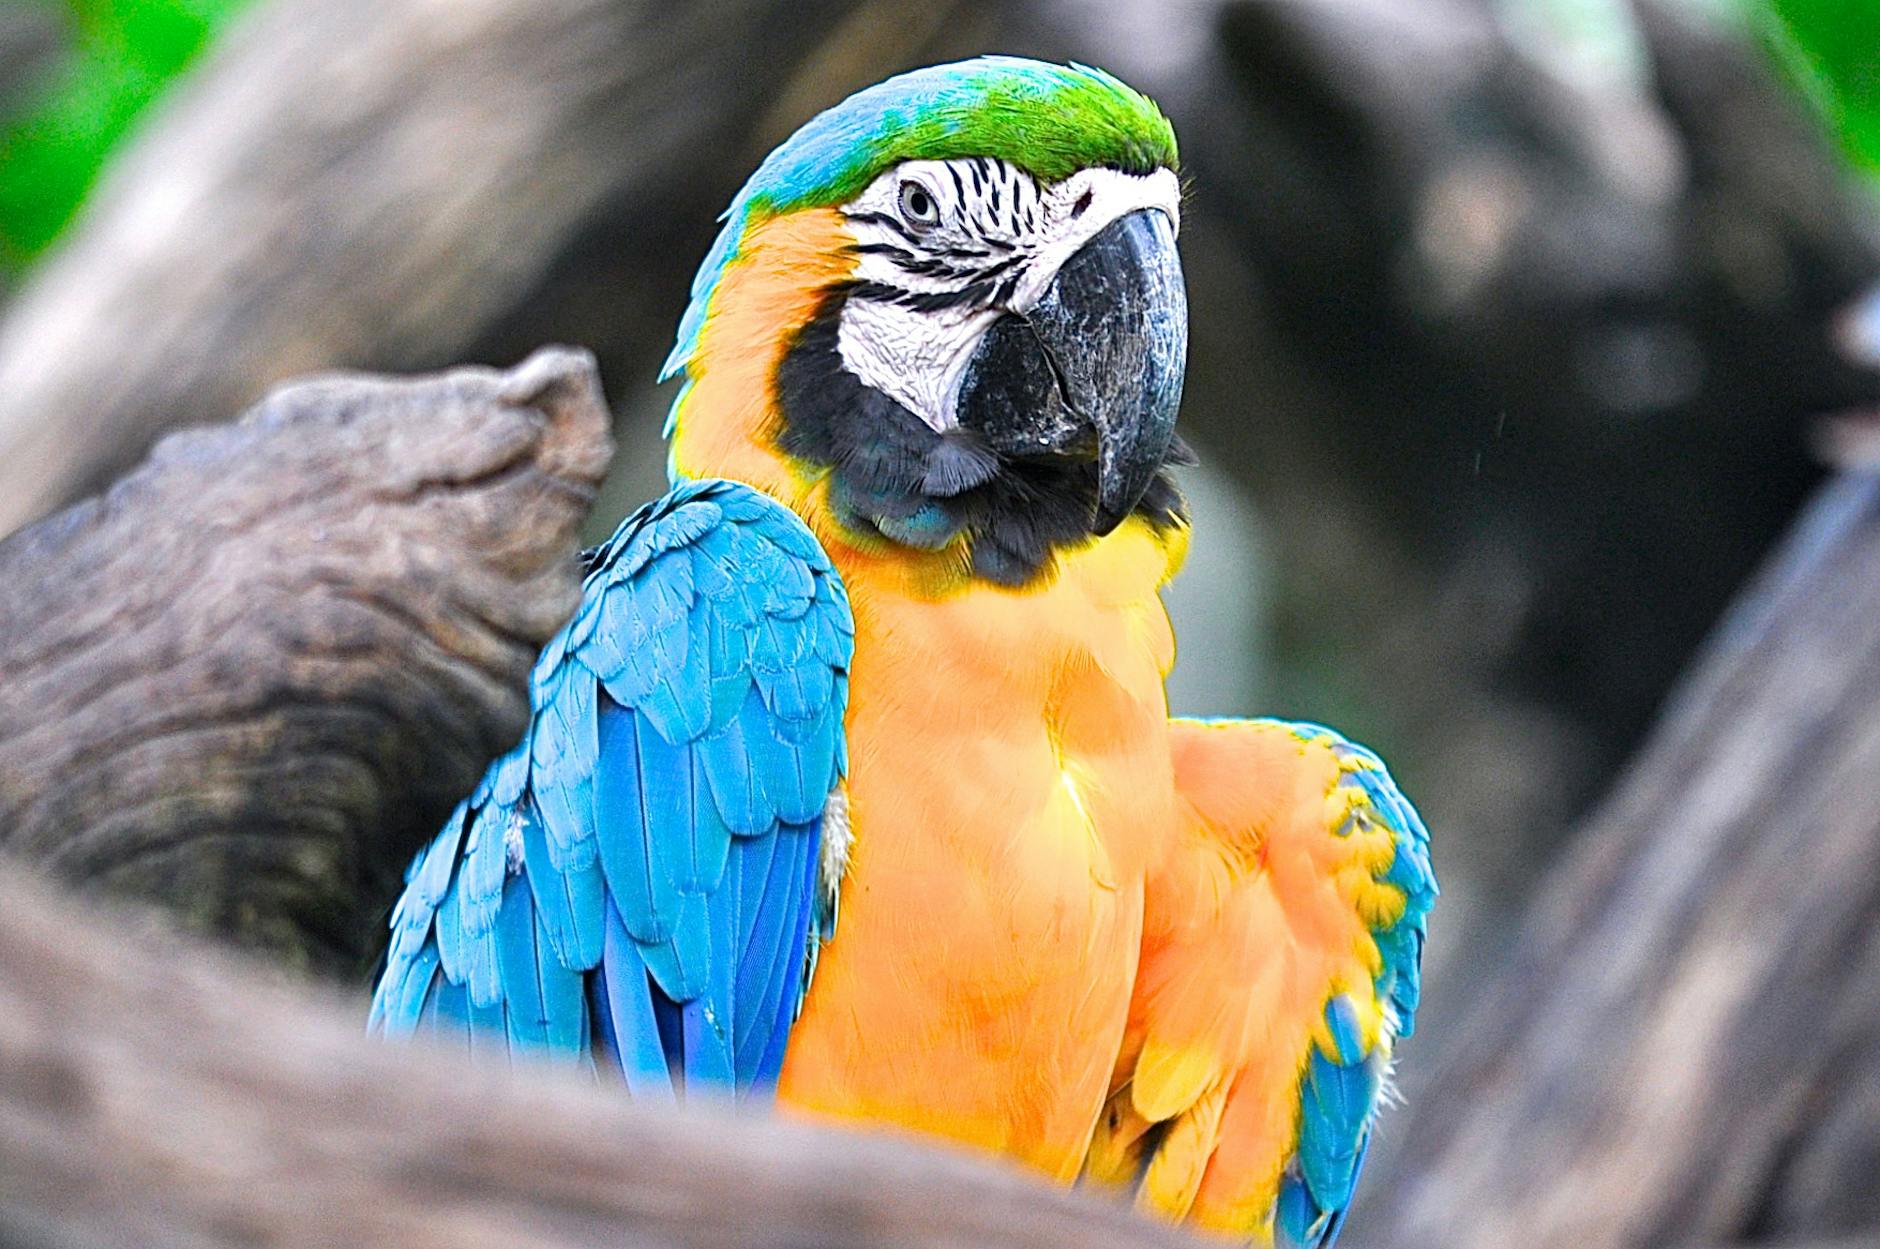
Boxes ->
[956,208,1188,535]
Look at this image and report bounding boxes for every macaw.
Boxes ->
[370,56,1435,1246]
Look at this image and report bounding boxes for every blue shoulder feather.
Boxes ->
[370,480,853,1100]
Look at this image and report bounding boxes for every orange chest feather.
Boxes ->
[778,521,1188,1175]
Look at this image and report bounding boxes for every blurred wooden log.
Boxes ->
[1349,473,1880,1248]
[0,866,1193,1249]
[0,348,612,976]
[1682,1243,1880,1249]
[0,0,896,540]
[0,6,65,142]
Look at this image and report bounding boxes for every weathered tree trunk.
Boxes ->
[0,348,612,976]
[0,866,1195,1249]
[1349,472,1880,1248]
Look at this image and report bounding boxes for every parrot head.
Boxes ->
[664,56,1188,586]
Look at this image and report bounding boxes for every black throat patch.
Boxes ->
[773,293,1187,587]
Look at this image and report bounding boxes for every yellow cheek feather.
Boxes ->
[666,207,857,502]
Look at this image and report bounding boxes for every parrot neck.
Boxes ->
[664,205,1187,595]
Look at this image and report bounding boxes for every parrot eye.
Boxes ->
[898,180,941,228]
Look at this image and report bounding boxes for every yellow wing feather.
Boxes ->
[1087,717,1431,1243]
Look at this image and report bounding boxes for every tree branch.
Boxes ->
[1350,473,1880,1247]
[0,348,612,975]
[0,868,1194,1249]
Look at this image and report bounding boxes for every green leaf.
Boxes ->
[0,0,254,273]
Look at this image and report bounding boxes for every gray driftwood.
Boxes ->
[0,866,1196,1249]
[1349,472,1880,1248]
[0,348,612,976]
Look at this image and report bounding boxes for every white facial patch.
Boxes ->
[834,159,1182,433]
[999,166,1183,311]
[837,299,1000,435]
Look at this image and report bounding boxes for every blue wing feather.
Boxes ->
[518,798,606,970]
[599,902,679,1101]
[531,666,600,872]
[370,480,852,1103]
[495,874,549,1054]
[466,990,508,1065]
[737,822,812,1087]
[1296,1003,1385,1213]
[730,828,787,1060]
[412,803,467,907]
[459,804,509,940]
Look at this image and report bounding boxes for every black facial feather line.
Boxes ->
[774,298,1186,587]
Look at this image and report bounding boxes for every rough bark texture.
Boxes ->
[1350,472,1880,1249]
[0,868,1195,1249]
[0,348,612,977]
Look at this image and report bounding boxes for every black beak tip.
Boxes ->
[1091,504,1129,538]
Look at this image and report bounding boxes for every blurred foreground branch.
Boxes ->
[0,349,612,975]
[1353,472,1880,1248]
[0,865,1194,1249]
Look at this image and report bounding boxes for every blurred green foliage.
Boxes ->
[1755,0,1880,176]
[0,0,250,273]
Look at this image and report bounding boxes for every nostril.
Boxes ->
[1071,190,1092,218]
